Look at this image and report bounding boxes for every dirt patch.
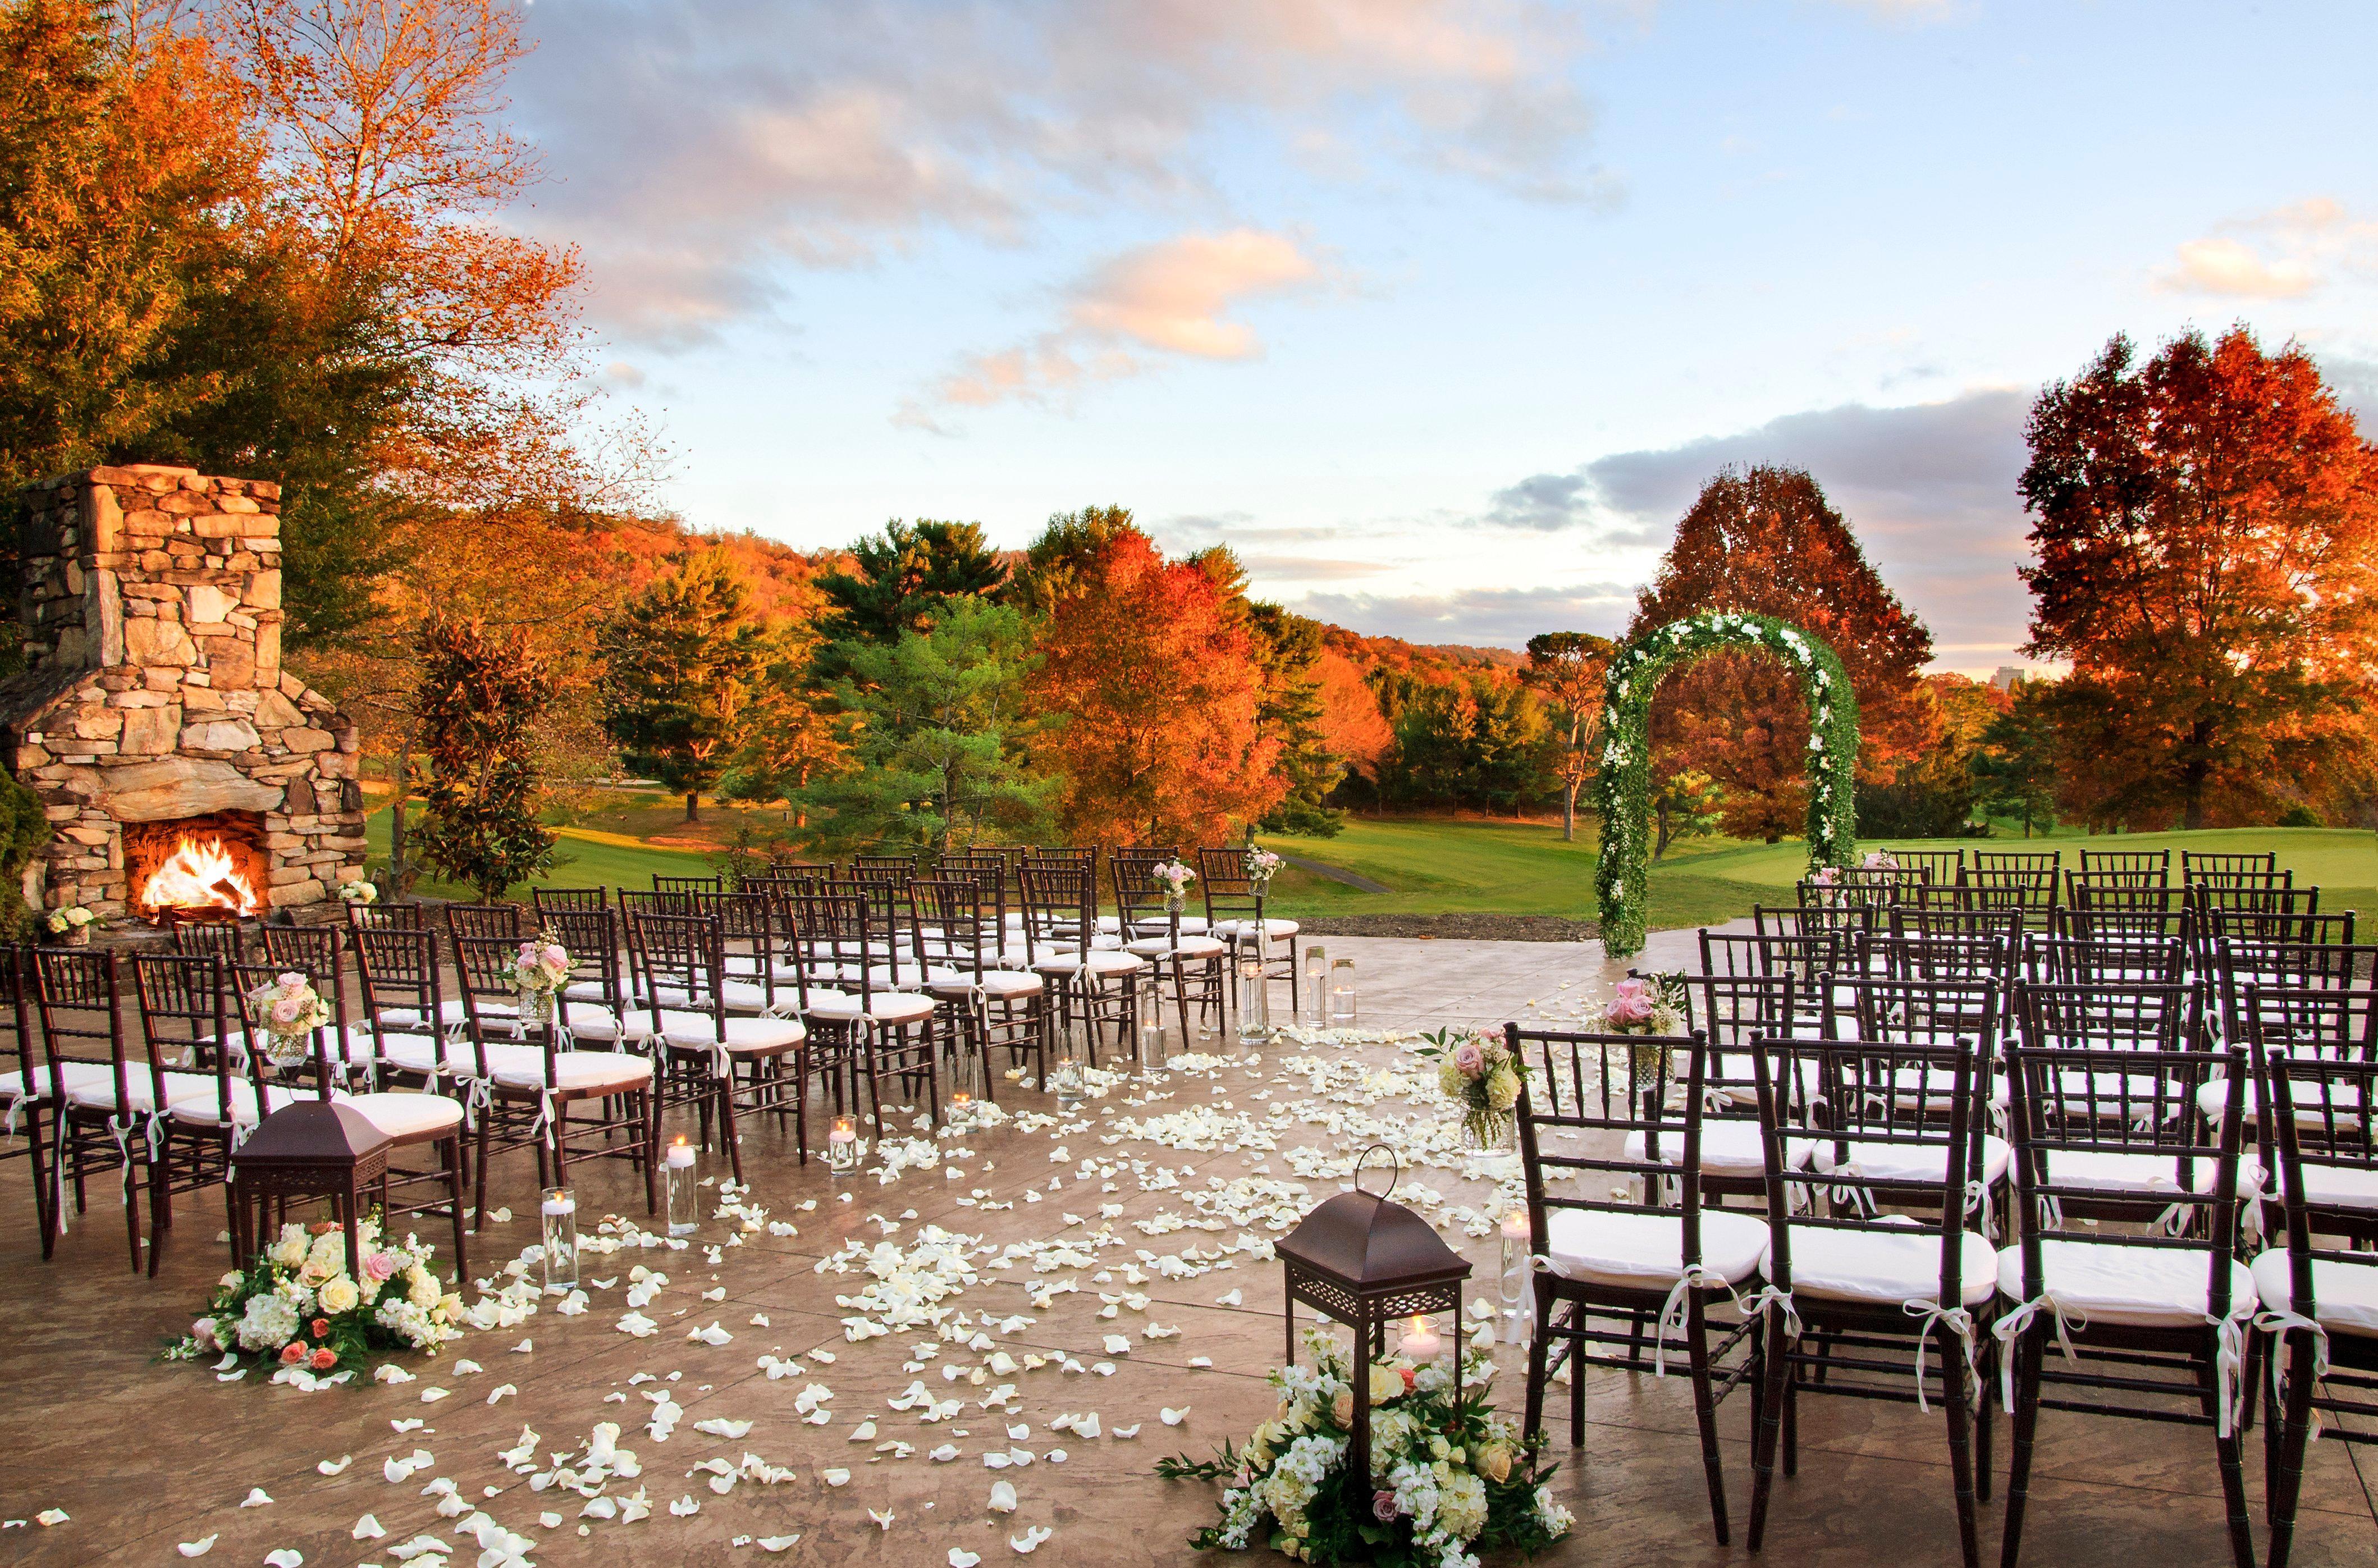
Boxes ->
[1293,913,1598,943]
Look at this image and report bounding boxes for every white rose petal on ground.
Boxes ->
[352,1515,386,1540]
[821,1469,851,1487]
[485,1384,517,1405]
[176,1535,217,1557]
[1100,1336,1131,1355]
[1161,1407,1189,1426]
[987,1480,1018,1513]
[950,1551,983,1567]
[317,1455,352,1476]
[1011,1526,1053,1553]
[929,1444,960,1462]
[239,1488,273,1508]
[668,1497,699,1517]
[693,1418,752,1439]
[419,1388,449,1404]
[263,1552,304,1568]
[757,1537,800,1553]
[1112,1424,1141,1439]
[868,1508,895,1531]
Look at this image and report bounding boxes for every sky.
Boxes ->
[503,0,2378,675]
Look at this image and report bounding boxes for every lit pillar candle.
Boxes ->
[1401,1313,1443,1360]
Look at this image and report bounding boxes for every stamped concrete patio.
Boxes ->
[2,931,2372,1566]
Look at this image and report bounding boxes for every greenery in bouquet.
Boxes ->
[171,1217,463,1379]
[1158,1328,1572,1568]
[1414,1027,1529,1149]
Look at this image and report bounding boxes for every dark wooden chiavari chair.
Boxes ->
[532,886,610,915]
[2182,849,2278,885]
[1018,862,1141,1065]
[629,911,807,1177]
[911,876,1046,1095]
[1512,1023,1759,1543]
[0,945,56,1255]
[1111,848,1228,1049]
[130,951,243,1276]
[2075,847,2171,887]
[30,948,148,1269]
[2259,1050,2378,1568]
[1956,865,2060,931]
[1997,1018,2254,1568]
[1745,1031,1998,1567]
[1197,844,1297,991]
[453,931,657,1217]
[350,926,455,1090]
[784,890,941,1139]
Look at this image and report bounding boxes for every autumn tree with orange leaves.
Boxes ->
[2021,328,2378,829]
[1026,522,1283,846]
[1630,465,1937,843]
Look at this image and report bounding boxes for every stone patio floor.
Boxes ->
[2,931,2374,1566]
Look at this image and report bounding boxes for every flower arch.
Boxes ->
[1593,611,1860,957]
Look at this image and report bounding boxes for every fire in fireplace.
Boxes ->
[125,811,269,922]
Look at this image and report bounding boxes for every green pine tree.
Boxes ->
[596,550,766,822]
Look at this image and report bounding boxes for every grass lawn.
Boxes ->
[363,799,2378,935]
[1257,820,2378,931]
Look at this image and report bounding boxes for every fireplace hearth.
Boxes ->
[2,465,367,928]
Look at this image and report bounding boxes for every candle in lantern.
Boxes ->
[826,1114,861,1180]
[1498,1210,1530,1347]
[540,1186,578,1295]
[1401,1313,1443,1360]
[666,1137,696,1170]
[1500,1209,1528,1241]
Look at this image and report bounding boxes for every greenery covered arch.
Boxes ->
[1594,611,1860,957]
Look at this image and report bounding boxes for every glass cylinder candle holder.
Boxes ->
[541,1186,579,1295]
[1302,944,1328,1025]
[825,1114,863,1180]
[1236,944,1270,1045]
[1328,957,1359,1027]
[1135,985,1165,1079]
[1052,1054,1086,1110]
[1499,1208,1530,1346]
[664,1136,699,1236]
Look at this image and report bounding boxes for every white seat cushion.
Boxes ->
[69,1068,215,1117]
[921,968,1044,999]
[377,1033,448,1076]
[171,1078,342,1126]
[491,1050,653,1094]
[1625,1121,1814,1177]
[2001,1237,2255,1328]
[1774,1220,1998,1308]
[346,1091,464,1141]
[656,1011,806,1053]
[2250,1249,2378,1337]
[2037,1148,2228,1197]
[1213,918,1298,938]
[1,1063,115,1105]
[558,1003,647,1044]
[563,979,611,1003]
[1810,1134,2011,1188]
[1540,1206,1770,1290]
[380,999,511,1031]
[1125,935,1228,959]
[1034,949,1144,977]
[2283,1160,2378,1210]
[651,980,774,1012]
[800,991,938,1026]
[2198,1074,2365,1127]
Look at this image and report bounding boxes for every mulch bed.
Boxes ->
[1291,913,1599,943]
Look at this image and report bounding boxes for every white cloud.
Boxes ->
[513,1,1602,344]
[895,229,1329,427]
[1293,583,1639,646]
[2155,196,2378,299]
[2159,237,2317,299]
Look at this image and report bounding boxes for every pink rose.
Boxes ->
[191,1318,220,1351]
[363,1252,397,1282]
[271,996,305,1025]
[1374,1491,1401,1523]
[1452,1040,1484,1074]
[1606,979,1655,1025]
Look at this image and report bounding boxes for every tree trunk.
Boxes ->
[1562,781,1576,842]
[685,790,699,823]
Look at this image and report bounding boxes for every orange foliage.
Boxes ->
[1027,529,1283,845]
[1313,648,1393,774]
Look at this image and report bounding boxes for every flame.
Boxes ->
[139,833,263,918]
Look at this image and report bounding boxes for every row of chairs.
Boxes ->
[1810,847,2310,931]
[1513,935,2374,1566]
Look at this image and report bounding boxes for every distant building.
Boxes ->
[1990,666,2026,694]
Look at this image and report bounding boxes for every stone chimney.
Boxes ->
[3,466,367,924]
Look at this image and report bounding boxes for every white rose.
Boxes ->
[408,1270,441,1309]
[318,1277,360,1315]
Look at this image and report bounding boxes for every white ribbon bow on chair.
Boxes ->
[2253,1307,2331,1442]
[2207,1309,2253,1438]
[1989,1292,2087,1414]
[1901,1298,1979,1415]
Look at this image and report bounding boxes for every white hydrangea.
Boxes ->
[236,1292,299,1351]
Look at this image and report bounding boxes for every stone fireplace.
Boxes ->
[2,465,367,926]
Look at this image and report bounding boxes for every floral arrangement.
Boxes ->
[1153,859,1200,907]
[1244,847,1284,889]
[1592,610,1859,957]
[1600,973,1688,1036]
[1861,848,1899,871]
[246,970,332,1069]
[1158,1328,1570,1568]
[338,879,379,905]
[44,904,94,936]
[172,1217,463,1378]
[1416,1027,1529,1149]
[506,934,573,1023]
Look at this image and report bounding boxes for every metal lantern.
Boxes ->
[1275,1145,1472,1487]
[230,1101,394,1280]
